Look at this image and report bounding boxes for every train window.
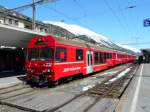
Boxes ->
[103,52,107,63]
[94,52,99,64]
[107,53,109,59]
[117,54,119,59]
[107,53,112,59]
[110,53,112,59]
[90,54,93,65]
[55,47,67,62]
[99,52,103,64]
[76,49,83,61]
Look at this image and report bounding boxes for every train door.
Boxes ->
[86,51,93,74]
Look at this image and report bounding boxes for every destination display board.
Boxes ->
[144,18,150,27]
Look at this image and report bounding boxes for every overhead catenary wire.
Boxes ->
[125,0,142,44]
[115,0,134,37]
[73,0,87,19]
[0,0,60,30]
[43,5,94,31]
[43,6,84,24]
[1,0,94,32]
[121,42,150,45]
[0,0,59,13]
[103,0,128,37]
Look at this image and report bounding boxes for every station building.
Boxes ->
[0,5,75,72]
[142,49,150,63]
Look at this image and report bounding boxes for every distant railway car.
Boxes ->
[25,35,136,85]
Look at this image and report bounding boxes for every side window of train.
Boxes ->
[107,53,109,59]
[76,49,83,61]
[110,53,112,59]
[99,52,103,64]
[94,52,98,65]
[107,53,111,59]
[55,47,67,62]
[104,52,107,63]
[104,52,107,59]
[94,52,99,64]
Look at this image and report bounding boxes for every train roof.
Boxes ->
[55,36,114,52]
[29,35,135,55]
[55,36,136,55]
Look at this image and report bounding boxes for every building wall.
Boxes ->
[0,5,75,39]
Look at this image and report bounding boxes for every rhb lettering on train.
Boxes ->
[63,67,81,72]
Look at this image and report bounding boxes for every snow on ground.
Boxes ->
[105,67,132,84]
[82,85,95,91]
[44,21,141,54]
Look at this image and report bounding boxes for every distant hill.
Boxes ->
[44,21,141,54]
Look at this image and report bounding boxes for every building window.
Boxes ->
[44,29,48,33]
[55,47,67,62]
[76,49,83,61]
[25,25,30,29]
[14,20,18,26]
[9,19,13,24]
[4,18,8,24]
[40,27,44,32]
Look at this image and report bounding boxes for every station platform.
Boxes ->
[0,74,24,89]
[115,63,150,112]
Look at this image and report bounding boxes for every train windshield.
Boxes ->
[27,47,54,61]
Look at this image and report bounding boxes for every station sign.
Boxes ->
[143,18,150,27]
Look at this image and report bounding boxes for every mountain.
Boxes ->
[44,21,141,54]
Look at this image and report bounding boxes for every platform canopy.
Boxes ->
[0,24,46,48]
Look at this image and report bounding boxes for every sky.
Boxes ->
[0,0,150,49]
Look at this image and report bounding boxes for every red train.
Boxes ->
[25,35,136,85]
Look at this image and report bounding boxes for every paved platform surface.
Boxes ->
[115,63,150,112]
[0,75,24,89]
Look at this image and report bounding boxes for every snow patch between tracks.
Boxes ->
[105,67,132,84]
[82,85,95,91]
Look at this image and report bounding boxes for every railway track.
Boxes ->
[0,63,139,112]
[84,64,138,98]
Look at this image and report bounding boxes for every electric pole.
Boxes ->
[4,0,60,30]
[32,0,36,30]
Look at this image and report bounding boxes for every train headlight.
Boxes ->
[27,68,33,73]
[43,63,51,67]
[47,69,51,73]
[42,69,51,74]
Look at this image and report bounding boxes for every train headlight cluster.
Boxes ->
[43,63,51,67]
[47,69,51,73]
[42,68,51,74]
[27,68,34,73]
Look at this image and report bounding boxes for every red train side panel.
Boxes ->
[25,35,136,85]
